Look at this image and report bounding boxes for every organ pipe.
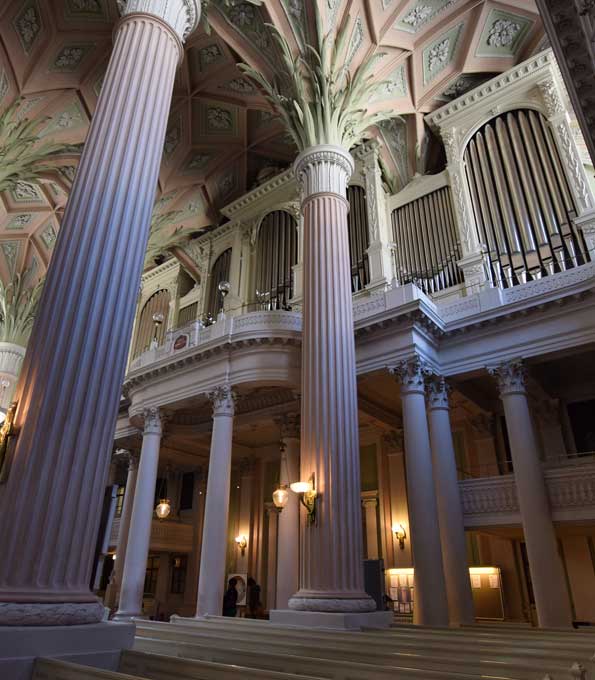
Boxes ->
[391,186,464,295]
[132,289,171,357]
[255,210,297,310]
[347,185,370,292]
[205,248,232,318]
[463,109,588,288]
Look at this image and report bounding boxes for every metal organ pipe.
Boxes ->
[391,187,463,295]
[462,108,588,287]
[255,210,298,309]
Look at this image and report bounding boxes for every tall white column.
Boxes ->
[196,385,235,617]
[391,358,449,626]
[0,0,200,626]
[114,409,163,620]
[104,449,139,609]
[289,145,374,613]
[489,360,573,628]
[0,342,25,410]
[361,492,379,560]
[427,377,475,626]
[276,414,300,609]
[265,504,279,611]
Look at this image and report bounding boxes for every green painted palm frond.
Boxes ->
[0,101,71,193]
[238,2,395,151]
[0,272,44,346]
[145,204,206,266]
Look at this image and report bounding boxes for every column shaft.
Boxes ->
[427,379,475,626]
[0,5,196,625]
[392,359,449,626]
[290,145,373,613]
[105,452,139,609]
[114,410,162,620]
[276,431,300,609]
[196,386,235,617]
[491,361,572,628]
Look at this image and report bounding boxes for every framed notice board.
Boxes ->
[469,567,505,620]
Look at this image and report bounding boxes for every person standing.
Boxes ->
[222,577,238,617]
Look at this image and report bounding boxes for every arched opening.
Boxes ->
[463,108,589,287]
[132,289,170,357]
[254,210,298,310]
[205,248,232,319]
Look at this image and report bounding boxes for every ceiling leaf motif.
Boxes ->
[51,44,94,72]
[41,225,57,250]
[345,17,364,70]
[66,0,104,16]
[1,241,19,275]
[11,181,43,203]
[198,44,224,69]
[422,23,463,84]
[13,1,42,55]
[394,0,457,34]
[7,215,33,230]
[183,152,212,173]
[0,70,8,105]
[475,10,532,57]
[372,64,407,101]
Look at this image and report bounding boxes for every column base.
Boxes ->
[270,609,393,631]
[0,621,134,680]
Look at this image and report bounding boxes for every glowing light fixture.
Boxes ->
[235,535,248,556]
[290,475,317,526]
[155,498,171,520]
[392,522,407,550]
[272,486,289,509]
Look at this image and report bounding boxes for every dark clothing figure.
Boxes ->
[246,577,263,618]
[222,577,238,617]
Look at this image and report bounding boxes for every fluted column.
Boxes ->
[361,492,379,560]
[104,449,140,609]
[489,360,573,628]
[289,145,374,613]
[390,358,449,626]
[196,385,235,617]
[0,0,200,626]
[265,504,280,611]
[276,414,300,609]
[114,409,163,620]
[427,377,474,626]
[0,342,25,411]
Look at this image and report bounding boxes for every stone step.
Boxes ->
[134,635,519,680]
[141,618,595,662]
[120,650,322,680]
[33,658,143,680]
[134,624,589,680]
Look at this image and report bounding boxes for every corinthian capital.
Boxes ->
[143,407,163,435]
[208,384,236,417]
[389,357,431,395]
[427,376,451,410]
[537,77,565,119]
[294,145,354,199]
[118,0,201,41]
[488,359,527,397]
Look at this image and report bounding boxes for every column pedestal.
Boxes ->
[427,377,474,626]
[195,385,235,617]
[114,409,163,621]
[490,360,573,629]
[391,358,449,626]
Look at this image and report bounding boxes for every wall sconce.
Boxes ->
[392,523,407,550]
[235,535,248,556]
[290,474,317,526]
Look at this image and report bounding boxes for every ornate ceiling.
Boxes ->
[0,0,545,289]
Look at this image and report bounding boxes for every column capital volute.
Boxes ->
[426,376,451,411]
[537,76,566,119]
[207,384,236,417]
[294,144,354,199]
[389,357,432,396]
[118,0,201,42]
[361,490,378,508]
[383,428,404,453]
[142,406,163,435]
[488,359,527,397]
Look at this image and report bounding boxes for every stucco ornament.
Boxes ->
[118,0,201,40]
[0,270,44,347]
[239,3,395,151]
[487,18,521,48]
[199,0,262,35]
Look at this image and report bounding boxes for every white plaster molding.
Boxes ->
[119,0,201,41]
[426,375,450,410]
[294,145,354,198]
[142,406,163,435]
[389,356,431,395]
[208,383,235,417]
[221,169,295,220]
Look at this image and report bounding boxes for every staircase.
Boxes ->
[32,616,595,680]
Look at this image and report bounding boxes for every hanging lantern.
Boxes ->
[155,498,171,520]
[272,485,289,509]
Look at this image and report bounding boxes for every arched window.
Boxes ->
[205,248,232,318]
[132,289,170,357]
[463,109,588,287]
[391,186,463,295]
[255,210,298,310]
[347,185,370,292]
